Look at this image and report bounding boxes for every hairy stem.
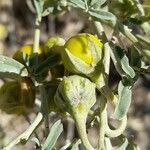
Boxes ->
[98,96,107,150]
[33,16,41,54]
[105,116,127,138]
[74,114,95,150]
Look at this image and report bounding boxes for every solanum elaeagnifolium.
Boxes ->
[13,44,45,65]
[61,33,103,76]
[54,75,96,150]
[0,78,35,114]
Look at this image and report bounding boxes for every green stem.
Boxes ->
[98,96,107,150]
[74,114,95,150]
[40,86,50,137]
[33,16,41,54]
[105,116,127,138]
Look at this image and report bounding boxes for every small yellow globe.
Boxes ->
[44,36,65,56]
[13,44,44,64]
[0,78,35,114]
[64,33,103,65]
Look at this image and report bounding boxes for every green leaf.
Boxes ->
[43,120,63,150]
[115,138,128,150]
[33,54,61,75]
[33,0,43,16]
[89,9,116,26]
[114,47,135,78]
[112,81,132,120]
[71,139,81,150]
[60,139,81,150]
[42,0,56,16]
[0,55,28,78]
[90,0,106,9]
[68,0,85,9]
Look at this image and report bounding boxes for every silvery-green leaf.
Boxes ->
[33,0,43,16]
[0,55,28,78]
[90,0,106,9]
[112,81,132,120]
[43,120,63,150]
[71,139,81,150]
[68,0,85,9]
[136,34,150,45]
[89,9,116,26]
[141,22,150,34]
[42,0,63,16]
[113,47,135,78]
[115,138,128,150]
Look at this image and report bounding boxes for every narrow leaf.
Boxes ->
[68,0,85,9]
[43,120,63,150]
[0,55,28,77]
[33,0,43,16]
[71,139,81,150]
[112,81,132,119]
[114,47,135,78]
[90,0,106,9]
[89,9,116,26]
[115,138,128,150]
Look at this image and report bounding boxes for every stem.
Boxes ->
[3,112,43,150]
[105,116,127,138]
[98,96,107,150]
[40,86,50,138]
[74,114,95,150]
[104,137,113,150]
[33,16,41,54]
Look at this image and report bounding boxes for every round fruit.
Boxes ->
[13,44,44,65]
[64,33,103,65]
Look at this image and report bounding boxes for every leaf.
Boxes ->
[42,0,56,16]
[43,120,63,150]
[68,0,85,9]
[112,81,132,120]
[71,139,81,150]
[60,139,81,150]
[33,54,61,75]
[90,0,106,9]
[114,47,135,79]
[33,0,43,16]
[115,136,140,150]
[0,55,28,77]
[115,138,128,150]
[30,137,42,149]
[89,9,116,26]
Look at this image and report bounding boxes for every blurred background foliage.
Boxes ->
[0,0,150,149]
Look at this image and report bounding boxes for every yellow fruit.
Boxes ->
[0,24,7,40]
[44,36,65,56]
[13,44,45,65]
[0,78,35,114]
[20,77,36,108]
[0,81,24,114]
[64,33,103,65]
